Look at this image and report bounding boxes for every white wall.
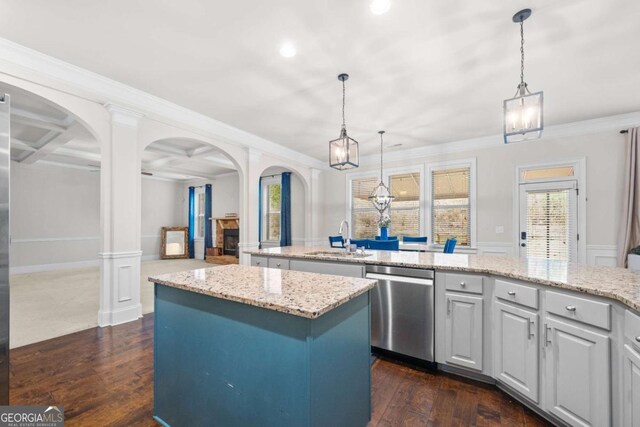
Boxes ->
[322,130,624,265]
[141,177,183,259]
[10,162,100,271]
[10,163,185,271]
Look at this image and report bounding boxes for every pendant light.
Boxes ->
[503,8,544,144]
[329,73,359,170]
[368,131,394,213]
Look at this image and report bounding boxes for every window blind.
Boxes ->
[431,167,470,245]
[389,172,420,237]
[525,188,576,262]
[351,177,379,238]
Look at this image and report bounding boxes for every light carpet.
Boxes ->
[10,259,210,348]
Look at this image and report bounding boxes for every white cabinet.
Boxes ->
[444,293,483,371]
[544,317,610,427]
[493,301,539,403]
[623,344,640,427]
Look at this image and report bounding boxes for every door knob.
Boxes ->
[520,243,526,247]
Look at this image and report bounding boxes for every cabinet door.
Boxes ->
[623,344,640,427]
[544,317,610,427]
[493,301,539,402]
[444,293,483,371]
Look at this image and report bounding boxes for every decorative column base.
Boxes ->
[237,242,259,265]
[98,250,143,327]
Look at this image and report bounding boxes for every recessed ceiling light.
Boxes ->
[370,0,391,15]
[279,42,296,58]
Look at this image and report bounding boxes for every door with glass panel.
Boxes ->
[518,181,578,262]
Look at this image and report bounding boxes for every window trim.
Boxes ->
[346,165,425,239]
[261,176,281,243]
[194,188,205,240]
[514,158,586,263]
[426,158,477,248]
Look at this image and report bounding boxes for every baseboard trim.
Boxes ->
[10,259,100,275]
[98,304,143,327]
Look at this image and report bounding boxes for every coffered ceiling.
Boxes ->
[0,0,638,160]
[2,82,236,180]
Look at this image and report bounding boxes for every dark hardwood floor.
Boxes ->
[10,315,551,426]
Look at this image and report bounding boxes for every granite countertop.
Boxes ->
[148,264,376,319]
[246,246,640,312]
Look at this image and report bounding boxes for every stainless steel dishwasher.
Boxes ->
[365,265,435,361]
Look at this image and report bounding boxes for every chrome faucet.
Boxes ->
[339,220,350,246]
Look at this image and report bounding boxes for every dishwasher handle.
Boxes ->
[365,272,433,286]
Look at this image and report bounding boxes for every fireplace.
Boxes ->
[223,228,239,257]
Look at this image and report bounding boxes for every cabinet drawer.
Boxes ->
[251,256,268,267]
[268,258,289,270]
[495,279,538,309]
[444,273,483,294]
[546,290,611,330]
[625,310,640,350]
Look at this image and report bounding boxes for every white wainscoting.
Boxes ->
[476,242,515,257]
[586,245,617,267]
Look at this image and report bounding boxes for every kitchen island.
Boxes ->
[247,246,640,427]
[149,264,376,427]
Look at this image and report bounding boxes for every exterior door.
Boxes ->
[519,181,578,262]
[444,293,483,371]
[544,318,610,427]
[493,301,539,402]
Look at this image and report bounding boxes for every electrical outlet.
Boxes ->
[495,226,504,234]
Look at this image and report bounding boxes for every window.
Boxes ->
[350,176,379,239]
[348,167,423,239]
[195,191,205,239]
[428,159,476,247]
[389,172,421,237]
[262,177,281,242]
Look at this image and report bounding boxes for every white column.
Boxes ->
[98,104,144,326]
[308,168,323,246]
[238,148,262,265]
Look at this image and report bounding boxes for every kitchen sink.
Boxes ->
[304,250,372,258]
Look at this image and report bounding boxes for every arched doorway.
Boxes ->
[0,81,104,348]
[257,166,309,248]
[139,137,243,314]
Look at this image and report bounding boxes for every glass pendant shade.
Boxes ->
[503,85,544,143]
[329,73,359,170]
[329,126,359,170]
[368,130,394,213]
[503,8,543,144]
[369,181,394,213]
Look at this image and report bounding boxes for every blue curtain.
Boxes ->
[258,177,263,249]
[204,184,213,250]
[188,186,195,258]
[280,172,292,247]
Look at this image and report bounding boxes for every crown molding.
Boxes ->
[358,111,640,166]
[0,37,327,170]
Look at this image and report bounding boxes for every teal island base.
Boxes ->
[153,284,371,427]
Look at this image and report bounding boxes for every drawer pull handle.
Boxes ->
[276,263,281,267]
[565,305,577,312]
[459,282,466,287]
[636,336,640,343]
[507,291,516,296]
[256,262,261,265]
